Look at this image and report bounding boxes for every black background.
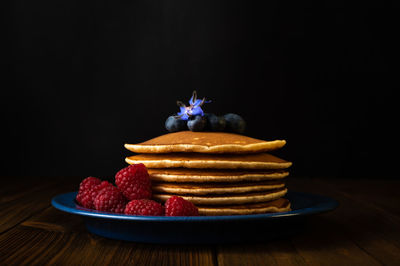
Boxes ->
[1,4,398,179]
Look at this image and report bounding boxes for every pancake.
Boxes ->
[198,198,291,215]
[152,188,287,205]
[152,180,285,195]
[126,153,292,169]
[124,131,286,154]
[148,168,289,182]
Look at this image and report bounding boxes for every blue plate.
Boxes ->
[51,191,338,244]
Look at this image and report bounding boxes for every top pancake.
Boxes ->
[124,131,286,154]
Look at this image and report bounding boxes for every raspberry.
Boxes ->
[76,180,113,209]
[94,186,127,213]
[93,181,114,193]
[76,189,93,208]
[165,196,199,216]
[76,177,101,208]
[115,164,152,200]
[124,199,164,216]
[78,177,101,192]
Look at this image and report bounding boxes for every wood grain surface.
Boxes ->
[1,176,399,265]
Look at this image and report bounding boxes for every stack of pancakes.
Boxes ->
[124,131,292,215]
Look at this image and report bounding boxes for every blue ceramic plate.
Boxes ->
[51,191,338,244]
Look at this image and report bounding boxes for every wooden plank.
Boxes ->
[0,177,80,234]
[217,244,276,266]
[289,178,400,266]
[296,178,400,241]
[322,178,400,217]
[21,206,85,233]
[0,226,216,266]
[217,241,307,266]
[107,243,215,266]
[0,177,59,205]
[217,215,381,266]
[0,227,118,265]
[217,178,399,266]
[262,240,308,266]
[290,215,382,266]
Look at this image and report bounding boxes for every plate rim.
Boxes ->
[51,191,338,222]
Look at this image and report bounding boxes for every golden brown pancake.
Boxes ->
[198,198,291,215]
[152,188,287,205]
[126,153,292,169]
[124,131,286,154]
[152,180,285,195]
[148,168,289,182]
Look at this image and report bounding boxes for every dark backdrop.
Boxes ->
[1,3,398,179]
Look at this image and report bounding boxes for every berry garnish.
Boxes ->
[124,199,164,216]
[165,91,247,134]
[165,196,199,216]
[204,113,226,131]
[224,113,246,134]
[187,115,206,132]
[165,115,187,132]
[115,163,152,200]
[176,90,210,120]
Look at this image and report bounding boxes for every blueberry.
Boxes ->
[165,116,187,132]
[223,113,246,134]
[187,115,206,131]
[204,113,226,131]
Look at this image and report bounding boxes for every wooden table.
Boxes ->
[1,176,399,265]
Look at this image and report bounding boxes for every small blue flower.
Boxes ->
[176,91,210,120]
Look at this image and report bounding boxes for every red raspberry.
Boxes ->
[115,164,152,200]
[94,186,127,213]
[76,177,101,208]
[124,199,164,216]
[76,180,113,209]
[78,176,101,192]
[76,189,93,208]
[165,196,199,216]
[93,181,114,193]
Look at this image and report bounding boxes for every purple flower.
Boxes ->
[176,91,210,120]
